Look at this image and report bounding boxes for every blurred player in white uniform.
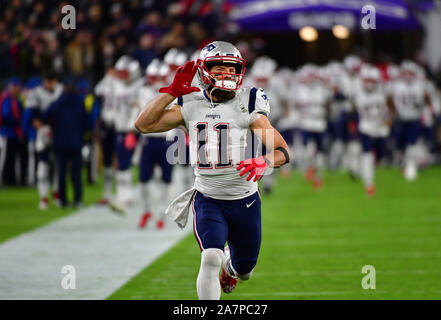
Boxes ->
[164,48,194,191]
[136,59,175,229]
[164,48,188,84]
[94,56,131,204]
[324,61,353,170]
[294,64,332,189]
[26,72,63,210]
[422,75,441,163]
[353,65,393,196]
[341,55,364,178]
[109,58,144,213]
[388,61,433,180]
[271,67,299,177]
[244,56,281,194]
[135,41,290,300]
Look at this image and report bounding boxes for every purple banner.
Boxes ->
[227,0,421,31]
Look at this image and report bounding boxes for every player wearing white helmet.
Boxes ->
[245,56,282,194]
[388,60,433,181]
[352,64,393,196]
[340,55,365,179]
[135,41,291,300]
[136,59,175,229]
[93,56,131,205]
[294,64,332,189]
[164,48,188,82]
[324,61,353,171]
[108,57,144,213]
[163,49,194,192]
[268,66,299,179]
[26,71,63,210]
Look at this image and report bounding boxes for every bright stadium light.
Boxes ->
[332,24,350,39]
[299,26,318,42]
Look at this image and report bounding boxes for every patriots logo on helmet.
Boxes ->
[203,43,216,52]
[196,41,247,92]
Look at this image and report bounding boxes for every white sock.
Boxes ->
[27,142,36,186]
[196,248,223,300]
[315,152,325,179]
[224,247,253,281]
[329,140,344,170]
[116,170,132,203]
[103,167,114,199]
[156,180,172,220]
[305,141,316,170]
[404,145,418,181]
[140,182,150,213]
[346,141,361,177]
[361,152,374,187]
[37,161,50,199]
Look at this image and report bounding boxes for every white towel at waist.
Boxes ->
[165,187,196,229]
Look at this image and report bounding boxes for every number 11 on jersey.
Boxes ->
[196,122,233,169]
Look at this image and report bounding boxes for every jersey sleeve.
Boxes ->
[248,87,271,126]
[25,89,39,109]
[94,76,112,96]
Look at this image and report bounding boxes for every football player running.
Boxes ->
[135,41,291,300]
[388,61,433,181]
[294,64,332,189]
[352,65,394,196]
[244,56,281,194]
[136,59,174,229]
[94,56,130,205]
[109,58,144,213]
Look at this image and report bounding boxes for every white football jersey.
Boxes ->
[94,75,118,126]
[389,80,426,121]
[353,83,390,138]
[272,69,300,130]
[179,87,270,200]
[26,84,63,112]
[330,70,354,116]
[244,75,283,123]
[113,79,144,132]
[294,83,331,132]
[26,84,63,151]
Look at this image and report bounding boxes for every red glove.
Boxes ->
[124,132,137,150]
[159,61,200,97]
[237,156,271,182]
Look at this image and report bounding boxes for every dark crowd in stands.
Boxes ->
[0,0,231,87]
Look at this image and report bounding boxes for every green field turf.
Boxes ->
[108,167,441,300]
[0,167,142,245]
[0,173,102,245]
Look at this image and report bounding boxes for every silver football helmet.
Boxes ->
[127,59,141,82]
[196,41,246,91]
[360,64,381,91]
[164,48,188,71]
[145,58,169,88]
[114,55,132,71]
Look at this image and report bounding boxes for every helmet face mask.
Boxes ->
[196,41,246,92]
[362,78,378,92]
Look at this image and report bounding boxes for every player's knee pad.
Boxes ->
[201,248,223,269]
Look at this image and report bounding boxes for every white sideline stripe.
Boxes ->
[231,290,441,297]
[252,269,440,277]
[0,186,192,300]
